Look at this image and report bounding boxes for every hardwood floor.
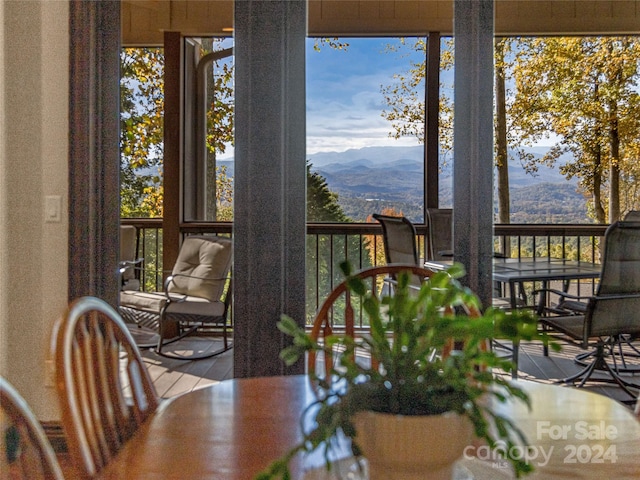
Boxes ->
[140,338,234,398]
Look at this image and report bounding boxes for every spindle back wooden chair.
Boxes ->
[53,296,159,478]
[0,377,64,480]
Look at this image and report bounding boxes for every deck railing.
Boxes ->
[121,219,607,323]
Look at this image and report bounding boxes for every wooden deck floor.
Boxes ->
[139,338,235,398]
[139,336,640,410]
[494,340,640,407]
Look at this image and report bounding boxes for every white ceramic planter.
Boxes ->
[353,410,474,480]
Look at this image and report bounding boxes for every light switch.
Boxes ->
[45,195,62,223]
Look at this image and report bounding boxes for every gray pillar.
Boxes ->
[233,1,307,377]
[68,0,121,306]
[453,0,494,307]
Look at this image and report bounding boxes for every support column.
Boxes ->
[68,0,120,306]
[163,31,182,274]
[425,31,441,212]
[453,0,494,307]
[233,0,307,377]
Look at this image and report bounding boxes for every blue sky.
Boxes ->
[306,37,428,155]
[219,37,430,160]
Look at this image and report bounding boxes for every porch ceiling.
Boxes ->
[122,0,640,46]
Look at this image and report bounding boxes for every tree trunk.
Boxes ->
[609,121,621,223]
[495,40,510,226]
[593,149,606,224]
[202,39,218,221]
[608,77,621,222]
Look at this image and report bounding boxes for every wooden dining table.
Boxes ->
[96,375,640,479]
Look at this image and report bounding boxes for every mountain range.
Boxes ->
[307,145,576,186]
[219,145,587,223]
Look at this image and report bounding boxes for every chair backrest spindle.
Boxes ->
[0,377,65,480]
[308,265,438,378]
[53,296,159,478]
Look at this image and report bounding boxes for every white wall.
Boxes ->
[0,0,6,380]
[1,0,69,421]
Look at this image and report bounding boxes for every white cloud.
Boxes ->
[306,67,421,154]
[221,38,426,158]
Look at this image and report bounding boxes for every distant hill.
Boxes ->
[217,145,588,224]
[306,146,586,223]
[309,145,576,186]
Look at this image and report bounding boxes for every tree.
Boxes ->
[306,163,358,320]
[381,36,640,225]
[120,42,235,219]
[307,163,349,222]
[510,37,640,223]
[201,39,235,220]
[381,38,517,222]
[381,37,454,159]
[495,38,510,224]
[120,47,165,217]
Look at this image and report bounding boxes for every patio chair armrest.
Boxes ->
[118,258,144,273]
[592,293,640,301]
[533,288,589,301]
[533,287,591,315]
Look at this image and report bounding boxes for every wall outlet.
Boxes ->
[44,359,56,388]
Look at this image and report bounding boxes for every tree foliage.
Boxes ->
[120,47,165,217]
[510,37,640,222]
[381,36,640,224]
[381,38,454,156]
[307,163,349,222]
[120,42,235,219]
[306,163,358,321]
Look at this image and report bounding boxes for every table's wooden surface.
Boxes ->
[96,375,640,480]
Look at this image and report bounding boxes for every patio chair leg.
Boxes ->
[154,319,232,361]
[558,343,640,400]
[573,336,640,374]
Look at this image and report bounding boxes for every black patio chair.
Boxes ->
[426,208,453,260]
[536,221,640,399]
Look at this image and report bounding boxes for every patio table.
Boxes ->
[424,257,602,378]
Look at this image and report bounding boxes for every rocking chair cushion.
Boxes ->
[165,297,226,318]
[168,236,232,302]
[119,291,167,314]
[119,290,226,318]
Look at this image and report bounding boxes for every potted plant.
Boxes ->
[258,262,557,480]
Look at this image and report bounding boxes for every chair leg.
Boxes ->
[614,334,640,372]
[557,342,640,400]
[222,323,228,350]
[573,335,640,374]
[512,339,519,380]
[154,315,233,361]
